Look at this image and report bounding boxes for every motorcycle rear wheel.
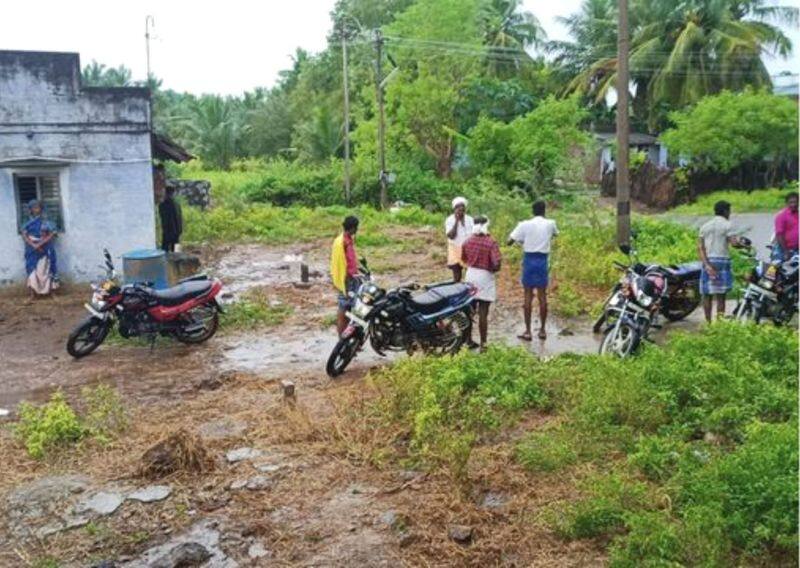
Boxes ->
[662,285,700,322]
[327,330,364,378]
[175,305,219,344]
[599,322,640,358]
[67,317,111,359]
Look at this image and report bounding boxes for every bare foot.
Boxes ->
[537,329,547,340]
[517,332,532,342]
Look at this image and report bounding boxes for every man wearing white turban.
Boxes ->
[445,196,474,282]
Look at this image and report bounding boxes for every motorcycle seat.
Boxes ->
[664,261,702,281]
[145,280,213,306]
[409,283,471,314]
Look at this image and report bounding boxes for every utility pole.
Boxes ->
[341,29,351,204]
[616,0,631,248]
[374,30,388,209]
[145,15,155,83]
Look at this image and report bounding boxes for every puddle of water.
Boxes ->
[209,245,326,298]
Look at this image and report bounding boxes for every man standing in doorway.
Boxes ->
[331,215,360,336]
[698,200,741,322]
[508,200,558,341]
[157,165,183,252]
[774,191,798,260]
[445,197,473,282]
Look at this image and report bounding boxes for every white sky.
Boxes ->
[0,0,797,95]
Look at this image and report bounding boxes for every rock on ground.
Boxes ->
[225,447,262,463]
[75,492,124,516]
[122,520,236,568]
[127,485,172,503]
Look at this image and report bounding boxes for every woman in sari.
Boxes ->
[21,200,59,297]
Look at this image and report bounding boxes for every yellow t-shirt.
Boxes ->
[330,233,347,292]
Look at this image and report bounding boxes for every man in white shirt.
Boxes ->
[507,200,558,340]
[698,200,742,322]
[445,196,474,282]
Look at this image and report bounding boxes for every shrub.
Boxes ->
[15,392,85,459]
[14,386,131,459]
[370,346,549,480]
[81,384,128,443]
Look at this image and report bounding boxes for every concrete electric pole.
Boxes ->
[374,30,388,209]
[616,0,631,248]
[341,29,351,203]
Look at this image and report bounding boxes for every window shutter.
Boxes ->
[39,175,63,231]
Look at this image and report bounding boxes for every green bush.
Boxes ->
[370,346,549,480]
[14,387,130,458]
[16,392,85,459]
[537,322,798,565]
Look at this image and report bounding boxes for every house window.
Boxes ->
[14,172,64,232]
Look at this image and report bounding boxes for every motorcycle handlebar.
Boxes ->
[613,261,628,271]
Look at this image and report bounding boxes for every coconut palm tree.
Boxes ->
[552,0,797,129]
[480,0,546,76]
[182,96,245,170]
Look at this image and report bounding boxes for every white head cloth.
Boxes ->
[451,196,468,210]
[473,217,490,235]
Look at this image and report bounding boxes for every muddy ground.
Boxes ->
[0,232,709,567]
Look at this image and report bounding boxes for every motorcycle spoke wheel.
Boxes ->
[176,305,219,344]
[67,318,110,358]
[327,334,361,378]
[600,324,637,357]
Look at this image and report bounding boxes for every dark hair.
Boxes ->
[786,192,798,202]
[343,215,359,232]
[532,200,546,216]
[714,200,731,217]
[153,163,165,172]
[473,215,488,225]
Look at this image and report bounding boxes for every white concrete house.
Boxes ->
[0,50,157,284]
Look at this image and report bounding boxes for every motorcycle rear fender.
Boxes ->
[147,279,224,322]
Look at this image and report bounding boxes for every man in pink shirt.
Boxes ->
[774,192,798,260]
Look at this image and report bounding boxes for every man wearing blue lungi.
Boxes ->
[508,200,558,341]
[698,200,741,322]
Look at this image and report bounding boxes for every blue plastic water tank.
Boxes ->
[122,249,169,289]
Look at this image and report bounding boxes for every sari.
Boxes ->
[23,216,59,294]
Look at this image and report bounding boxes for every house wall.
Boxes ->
[0,51,155,284]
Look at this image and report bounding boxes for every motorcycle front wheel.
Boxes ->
[175,304,219,344]
[326,329,364,378]
[599,322,640,358]
[733,299,763,324]
[67,317,112,358]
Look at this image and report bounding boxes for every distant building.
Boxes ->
[0,50,188,285]
[773,73,799,101]
[586,132,668,184]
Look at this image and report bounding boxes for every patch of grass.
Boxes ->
[220,290,293,332]
[366,346,550,482]
[669,187,793,214]
[516,426,577,473]
[14,386,128,459]
[542,322,798,565]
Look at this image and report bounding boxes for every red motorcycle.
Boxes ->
[66,250,224,358]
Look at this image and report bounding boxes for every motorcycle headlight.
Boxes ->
[633,277,655,307]
[352,298,372,318]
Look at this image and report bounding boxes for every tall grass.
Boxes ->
[669,187,792,215]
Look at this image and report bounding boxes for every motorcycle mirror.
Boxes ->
[630,229,638,240]
[619,244,631,255]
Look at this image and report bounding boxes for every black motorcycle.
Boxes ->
[733,245,798,325]
[326,260,477,377]
[593,232,701,333]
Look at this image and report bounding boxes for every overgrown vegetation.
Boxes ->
[669,186,794,215]
[14,386,128,458]
[356,322,798,566]
[220,289,294,332]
